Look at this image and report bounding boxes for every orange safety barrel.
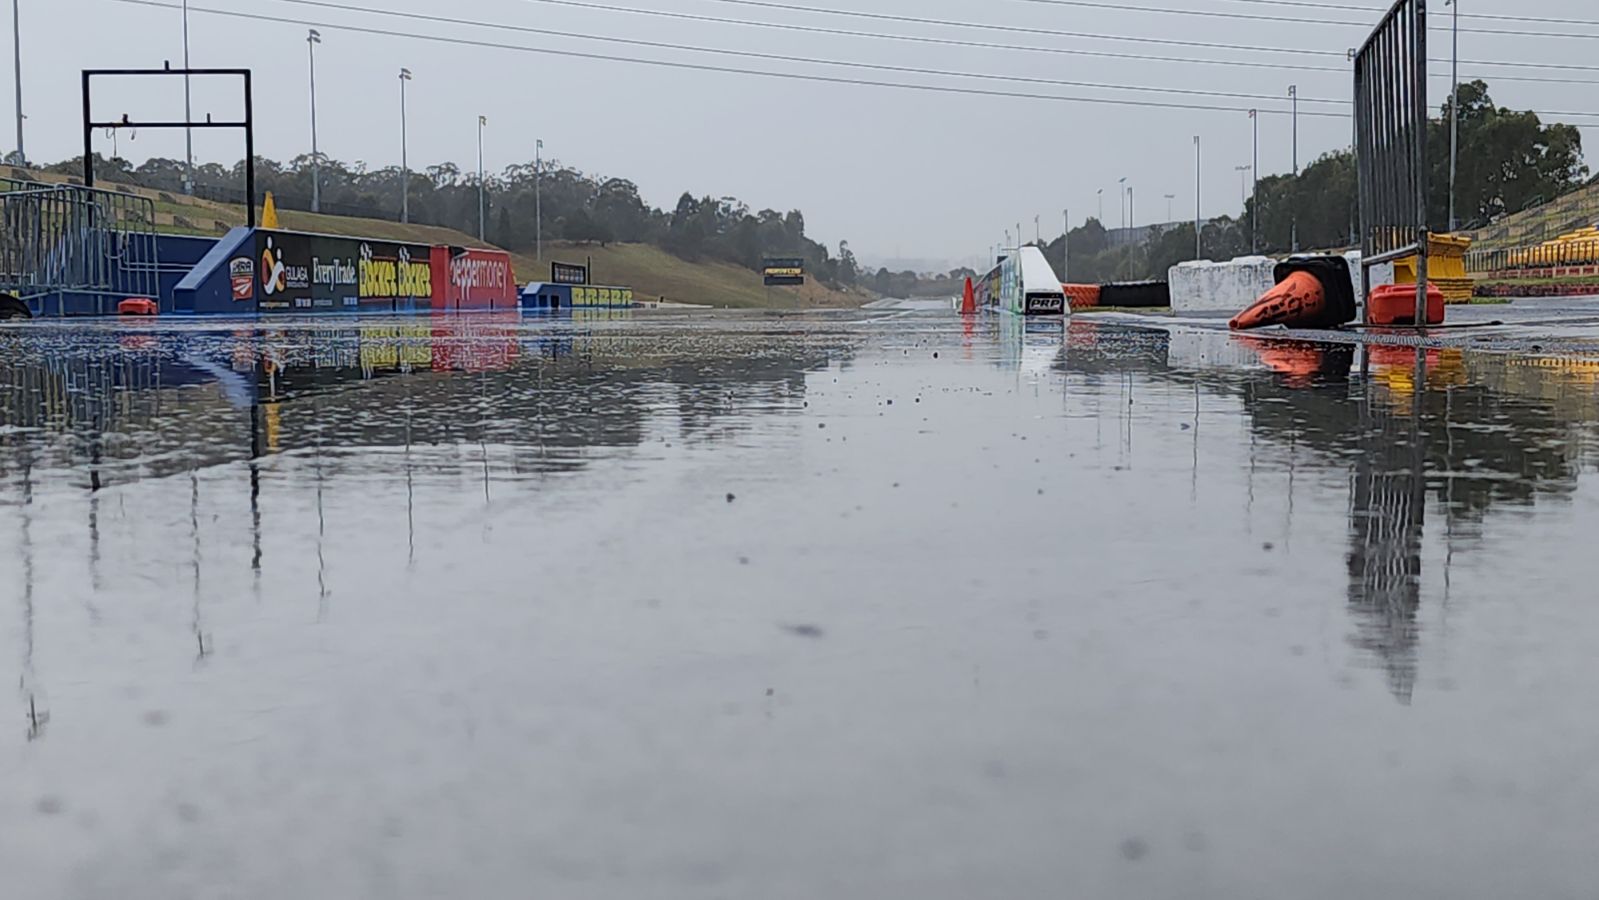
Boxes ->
[1367,283,1446,326]
[1062,283,1101,309]
[117,298,159,316]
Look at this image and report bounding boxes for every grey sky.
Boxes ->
[13,0,1599,269]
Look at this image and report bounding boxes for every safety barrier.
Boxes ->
[0,182,160,315]
[1355,0,1431,323]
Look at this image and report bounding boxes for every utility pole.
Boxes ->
[1447,0,1459,232]
[477,116,488,241]
[1194,135,1202,260]
[1033,215,1039,245]
[399,68,411,224]
[1164,194,1175,221]
[1128,186,1134,231]
[181,0,190,191]
[308,29,321,213]
[10,0,23,165]
[1061,208,1069,282]
[535,138,544,260]
[1235,165,1252,210]
[1097,188,1103,224]
[1249,108,1259,254]
[1289,84,1299,252]
[1118,177,1127,232]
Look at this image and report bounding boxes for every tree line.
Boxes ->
[43,152,860,288]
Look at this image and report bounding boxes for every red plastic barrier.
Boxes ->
[430,246,517,311]
[1368,284,1445,326]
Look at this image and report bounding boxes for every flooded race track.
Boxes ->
[6,310,1599,898]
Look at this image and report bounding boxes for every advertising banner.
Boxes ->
[551,261,589,285]
[254,231,436,314]
[436,246,517,310]
[763,257,806,286]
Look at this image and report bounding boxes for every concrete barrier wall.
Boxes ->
[1171,251,1393,316]
[1169,257,1277,314]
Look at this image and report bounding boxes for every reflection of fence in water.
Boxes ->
[1347,365,1427,704]
[0,182,159,314]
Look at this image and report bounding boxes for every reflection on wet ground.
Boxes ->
[5,310,1599,898]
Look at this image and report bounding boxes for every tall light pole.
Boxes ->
[399,68,411,224]
[1289,84,1299,252]
[1127,186,1134,231]
[307,29,322,213]
[181,0,191,191]
[535,138,544,260]
[1118,177,1127,231]
[1447,0,1459,231]
[1033,215,1040,245]
[1249,109,1259,254]
[1061,208,1069,282]
[12,0,23,165]
[1194,135,1202,260]
[1164,193,1175,221]
[1097,188,1103,224]
[1235,165,1253,210]
[477,115,487,241]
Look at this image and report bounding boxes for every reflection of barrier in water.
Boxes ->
[1348,349,1428,704]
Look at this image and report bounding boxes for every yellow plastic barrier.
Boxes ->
[1395,234,1474,303]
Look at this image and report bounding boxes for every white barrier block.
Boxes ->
[1168,256,1277,314]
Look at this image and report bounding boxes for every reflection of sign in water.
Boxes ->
[763,257,805,286]
[551,261,588,285]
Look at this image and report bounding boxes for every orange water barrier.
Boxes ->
[1062,283,1102,310]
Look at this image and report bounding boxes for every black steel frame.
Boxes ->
[81,66,256,228]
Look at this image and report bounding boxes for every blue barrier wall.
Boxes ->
[172,228,254,314]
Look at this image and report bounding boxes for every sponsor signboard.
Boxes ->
[763,257,805,286]
[442,247,517,310]
[254,231,435,314]
[551,261,589,285]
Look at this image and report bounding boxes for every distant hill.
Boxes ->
[1,166,868,309]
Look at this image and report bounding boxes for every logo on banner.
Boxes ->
[229,257,255,301]
[260,236,309,296]
[451,255,510,293]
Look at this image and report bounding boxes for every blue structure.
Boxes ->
[173,228,254,314]
[519,282,637,312]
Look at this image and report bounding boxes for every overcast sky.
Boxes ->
[12,0,1599,269]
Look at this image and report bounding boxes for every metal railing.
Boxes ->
[0,182,159,315]
[1467,238,1599,274]
[1355,0,1430,322]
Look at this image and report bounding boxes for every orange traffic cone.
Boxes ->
[961,277,977,315]
[1229,270,1327,331]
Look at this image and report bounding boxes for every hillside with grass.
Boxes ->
[1,165,869,309]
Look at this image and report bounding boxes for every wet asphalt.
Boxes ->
[3,309,1599,898]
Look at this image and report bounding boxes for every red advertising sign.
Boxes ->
[432,246,518,311]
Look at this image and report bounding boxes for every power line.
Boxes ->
[513,0,1599,75]
[671,0,1599,40]
[250,0,1356,105]
[217,0,1599,94]
[113,0,1352,118]
[1206,0,1599,28]
[512,0,1349,59]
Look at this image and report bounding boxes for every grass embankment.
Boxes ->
[1,166,868,309]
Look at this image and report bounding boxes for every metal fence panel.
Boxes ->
[1355,0,1430,323]
[0,183,159,315]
